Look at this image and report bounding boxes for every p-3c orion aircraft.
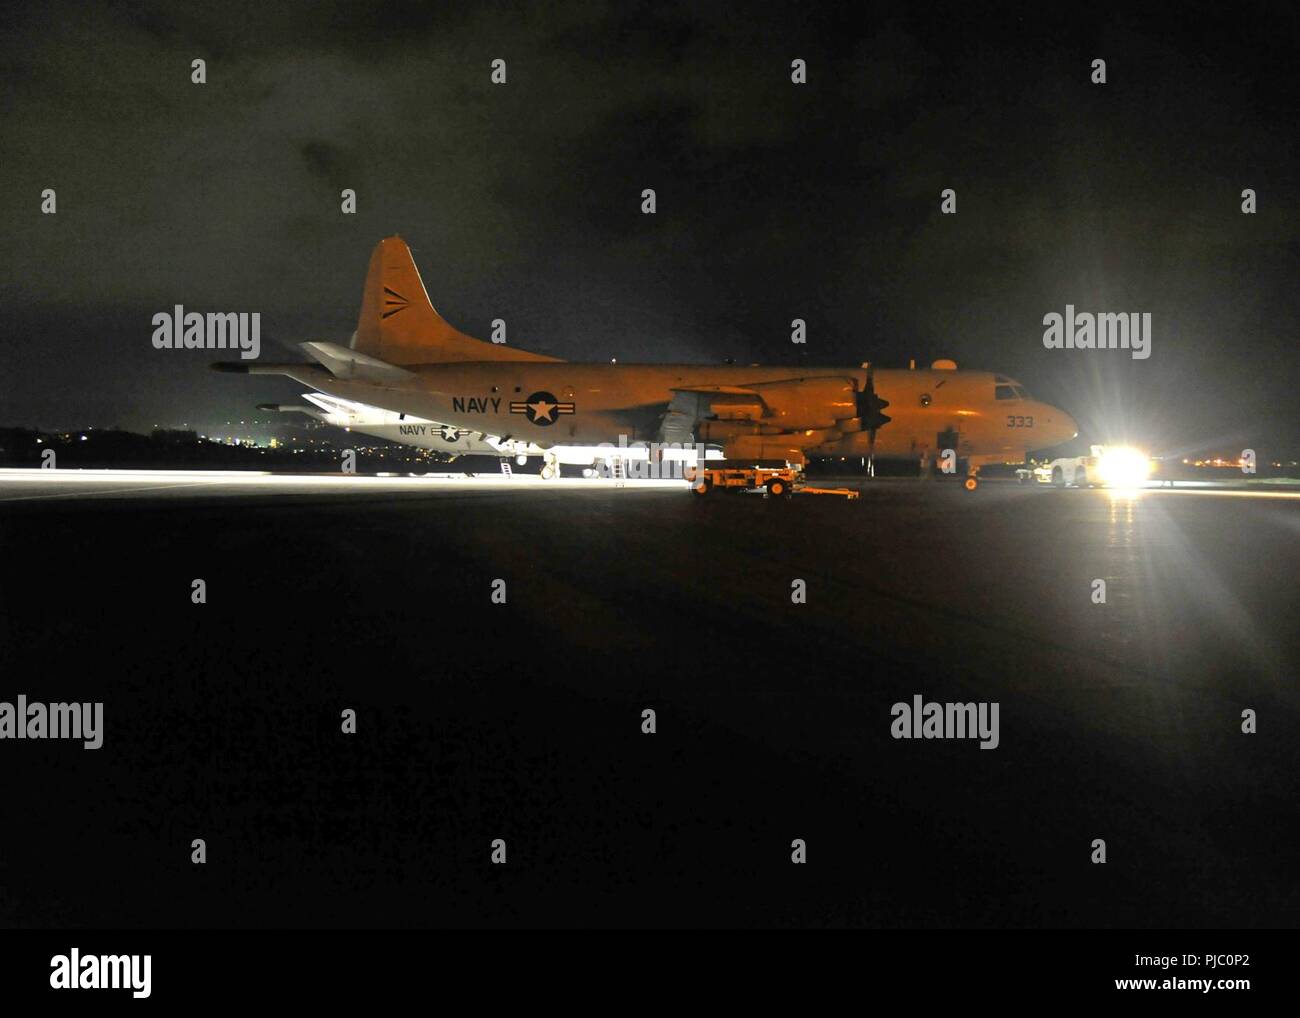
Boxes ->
[214,236,1078,488]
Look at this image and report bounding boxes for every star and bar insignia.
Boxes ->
[509,391,575,426]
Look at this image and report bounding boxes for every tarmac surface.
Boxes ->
[0,470,1296,927]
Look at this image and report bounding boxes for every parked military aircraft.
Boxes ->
[258,391,535,462]
[215,236,1077,487]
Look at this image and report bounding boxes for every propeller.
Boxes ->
[854,365,891,477]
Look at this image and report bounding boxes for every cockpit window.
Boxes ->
[1011,385,1027,398]
[995,385,1016,400]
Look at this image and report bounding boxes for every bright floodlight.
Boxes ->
[1097,447,1151,487]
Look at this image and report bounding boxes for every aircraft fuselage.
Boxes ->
[284,362,1076,462]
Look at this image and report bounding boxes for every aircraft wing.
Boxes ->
[658,386,765,443]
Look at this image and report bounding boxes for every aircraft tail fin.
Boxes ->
[351,236,560,365]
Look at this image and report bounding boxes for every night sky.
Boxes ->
[2,1,1297,456]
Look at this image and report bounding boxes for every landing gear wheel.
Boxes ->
[540,463,556,480]
[1052,466,1065,488]
[1074,469,1089,488]
[767,478,789,498]
[963,476,979,492]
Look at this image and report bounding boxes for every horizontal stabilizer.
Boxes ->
[300,341,416,383]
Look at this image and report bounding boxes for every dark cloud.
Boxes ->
[1,1,1297,453]
[299,139,353,184]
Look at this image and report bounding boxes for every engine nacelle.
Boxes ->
[723,429,838,464]
[697,419,755,444]
[723,436,810,465]
[749,377,857,430]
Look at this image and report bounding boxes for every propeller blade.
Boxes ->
[855,366,890,481]
[854,366,892,432]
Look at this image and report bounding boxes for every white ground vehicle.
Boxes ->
[1037,445,1152,488]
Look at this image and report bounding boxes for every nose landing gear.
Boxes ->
[961,455,999,492]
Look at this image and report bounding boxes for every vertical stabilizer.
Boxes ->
[351,236,560,365]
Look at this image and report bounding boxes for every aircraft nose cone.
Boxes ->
[1035,404,1078,446]
[1049,407,1078,444]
